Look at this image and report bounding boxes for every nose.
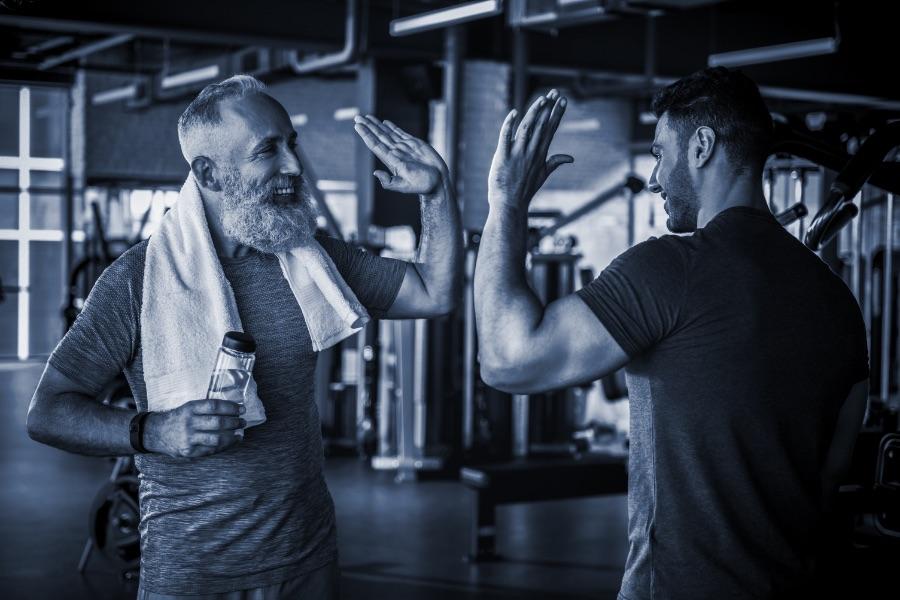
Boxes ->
[647,164,662,194]
[280,143,303,177]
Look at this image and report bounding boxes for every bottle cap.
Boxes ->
[222,331,256,353]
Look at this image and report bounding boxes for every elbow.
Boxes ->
[479,346,536,394]
[25,403,47,443]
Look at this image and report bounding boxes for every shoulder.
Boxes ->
[90,240,147,310]
[614,234,694,272]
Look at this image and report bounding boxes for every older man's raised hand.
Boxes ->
[353,115,448,196]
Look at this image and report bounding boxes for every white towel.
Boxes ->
[141,173,369,427]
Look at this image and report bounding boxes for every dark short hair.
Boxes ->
[652,67,773,173]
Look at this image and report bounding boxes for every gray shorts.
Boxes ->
[136,561,339,600]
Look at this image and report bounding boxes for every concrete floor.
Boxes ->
[0,361,629,600]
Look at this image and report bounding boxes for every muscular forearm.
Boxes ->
[474,204,545,368]
[414,177,463,307]
[27,393,135,456]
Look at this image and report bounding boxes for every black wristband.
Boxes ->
[129,411,153,454]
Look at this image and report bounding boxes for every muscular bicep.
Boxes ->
[480,294,630,394]
[383,263,442,319]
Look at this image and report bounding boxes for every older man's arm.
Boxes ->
[353,116,462,319]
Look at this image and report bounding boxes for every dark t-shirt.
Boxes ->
[49,235,406,595]
[577,206,869,600]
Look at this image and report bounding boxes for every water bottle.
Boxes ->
[206,332,256,423]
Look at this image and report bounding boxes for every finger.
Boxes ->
[546,154,575,177]
[373,170,392,188]
[383,120,413,140]
[353,122,393,163]
[191,415,246,431]
[191,399,242,416]
[359,115,400,146]
[512,95,549,155]
[374,170,408,192]
[537,95,568,159]
[496,109,517,156]
[191,432,222,447]
[526,96,557,157]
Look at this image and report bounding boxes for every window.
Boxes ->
[0,84,68,359]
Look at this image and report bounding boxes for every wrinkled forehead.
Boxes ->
[217,94,294,153]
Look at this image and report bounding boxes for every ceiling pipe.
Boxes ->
[38,33,134,71]
[287,0,358,75]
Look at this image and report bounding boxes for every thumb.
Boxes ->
[546,154,574,177]
[373,170,393,188]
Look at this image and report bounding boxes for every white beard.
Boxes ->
[220,169,318,253]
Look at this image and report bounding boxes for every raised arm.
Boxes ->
[353,116,462,319]
[474,90,628,393]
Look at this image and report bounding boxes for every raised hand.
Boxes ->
[489,89,573,211]
[353,115,448,196]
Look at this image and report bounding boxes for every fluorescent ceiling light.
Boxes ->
[708,37,838,68]
[390,0,502,37]
[92,84,138,105]
[290,114,309,126]
[161,64,220,89]
[333,107,359,120]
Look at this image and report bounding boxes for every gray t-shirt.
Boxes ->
[577,207,869,600]
[49,235,406,595]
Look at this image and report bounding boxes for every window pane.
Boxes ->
[29,241,65,355]
[30,193,63,230]
[30,87,67,159]
[0,169,17,188]
[0,193,17,229]
[0,240,18,357]
[0,86,18,156]
[31,170,64,190]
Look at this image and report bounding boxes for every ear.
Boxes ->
[190,156,222,192]
[690,126,716,169]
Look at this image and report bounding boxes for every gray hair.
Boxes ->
[177,74,267,164]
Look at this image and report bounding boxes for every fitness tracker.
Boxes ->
[129,411,153,454]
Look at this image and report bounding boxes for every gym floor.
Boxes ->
[0,361,629,600]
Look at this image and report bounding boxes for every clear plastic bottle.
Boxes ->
[206,331,256,412]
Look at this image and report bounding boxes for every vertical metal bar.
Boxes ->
[355,59,376,244]
[412,318,427,452]
[512,394,529,457]
[851,190,862,302]
[462,245,476,450]
[511,27,528,114]
[880,193,893,406]
[443,26,464,184]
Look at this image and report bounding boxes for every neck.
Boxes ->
[696,167,768,229]
[201,194,253,258]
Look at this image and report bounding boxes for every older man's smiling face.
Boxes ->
[215,93,318,253]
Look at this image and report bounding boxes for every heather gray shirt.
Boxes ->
[577,207,869,600]
[49,235,406,595]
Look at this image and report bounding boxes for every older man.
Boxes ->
[26,75,461,598]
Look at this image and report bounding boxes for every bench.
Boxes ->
[460,453,628,561]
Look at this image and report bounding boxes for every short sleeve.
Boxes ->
[316,235,407,318]
[48,243,145,396]
[576,236,691,358]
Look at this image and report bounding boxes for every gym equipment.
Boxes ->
[874,433,900,537]
[804,122,900,250]
[460,454,627,561]
[78,379,140,580]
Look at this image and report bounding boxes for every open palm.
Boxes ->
[354,115,447,195]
